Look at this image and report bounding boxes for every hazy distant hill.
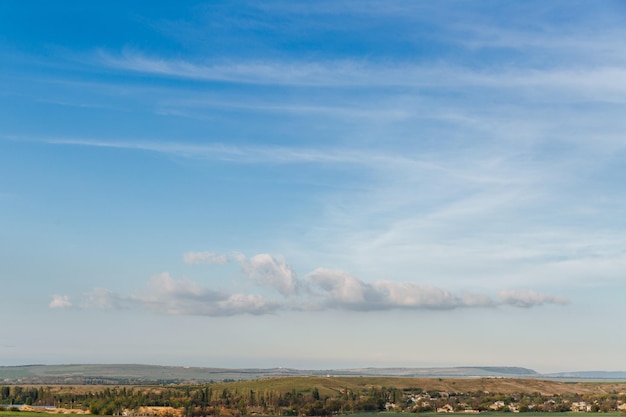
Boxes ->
[0,364,295,384]
[546,371,626,380]
[321,366,539,377]
[2,364,625,385]
[0,364,541,384]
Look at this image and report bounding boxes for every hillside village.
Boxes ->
[400,389,626,414]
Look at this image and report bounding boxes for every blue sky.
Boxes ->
[1,0,626,372]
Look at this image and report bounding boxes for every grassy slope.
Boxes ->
[3,376,626,399]
[207,377,626,397]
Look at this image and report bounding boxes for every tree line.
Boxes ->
[1,383,626,416]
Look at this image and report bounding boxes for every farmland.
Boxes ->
[2,377,626,416]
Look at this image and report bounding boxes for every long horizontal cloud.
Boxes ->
[97,51,626,99]
[498,290,569,308]
[305,268,565,311]
[138,272,279,316]
[50,253,568,316]
[306,268,483,310]
[78,273,279,316]
[35,136,412,167]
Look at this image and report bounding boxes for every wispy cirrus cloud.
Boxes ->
[95,50,626,102]
[51,252,568,317]
[29,135,407,166]
[97,50,379,86]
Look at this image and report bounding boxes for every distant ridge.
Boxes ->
[0,364,542,384]
[546,371,626,379]
[2,364,624,385]
[324,366,540,378]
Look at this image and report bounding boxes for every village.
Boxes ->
[396,390,626,414]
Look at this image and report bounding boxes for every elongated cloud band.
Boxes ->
[97,51,626,97]
[50,252,568,316]
[498,290,569,308]
[307,268,496,311]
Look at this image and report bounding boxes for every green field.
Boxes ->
[0,412,44,417]
[205,376,626,398]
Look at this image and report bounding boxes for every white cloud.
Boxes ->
[80,272,279,317]
[49,295,72,309]
[461,292,496,308]
[182,251,301,296]
[133,272,233,315]
[307,268,370,304]
[146,272,212,299]
[183,251,229,265]
[97,51,387,86]
[84,288,128,309]
[217,293,278,316]
[95,51,626,102]
[53,256,568,316]
[136,272,278,316]
[240,254,300,296]
[373,281,470,309]
[306,268,498,311]
[498,290,569,308]
[35,136,411,167]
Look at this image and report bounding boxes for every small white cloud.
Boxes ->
[85,288,128,309]
[183,251,228,265]
[49,295,72,309]
[239,254,300,296]
[498,290,569,308]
